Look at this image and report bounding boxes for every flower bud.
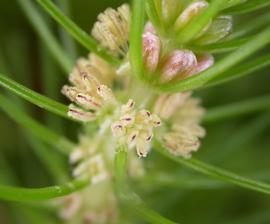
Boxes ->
[136,138,150,158]
[97,85,115,102]
[162,0,184,26]
[160,50,197,83]
[142,31,161,73]
[111,122,125,137]
[195,16,233,45]
[121,99,135,114]
[184,54,214,78]
[61,86,80,102]
[144,21,157,34]
[163,131,200,158]
[174,1,208,31]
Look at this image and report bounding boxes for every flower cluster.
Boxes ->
[62,54,117,122]
[92,4,130,57]
[111,99,161,157]
[154,92,205,158]
[59,1,235,223]
[59,183,118,223]
[143,22,215,83]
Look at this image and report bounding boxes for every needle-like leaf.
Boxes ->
[154,140,270,195]
[0,73,70,120]
[0,178,88,201]
[36,0,120,66]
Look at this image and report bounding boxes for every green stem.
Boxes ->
[157,26,270,92]
[0,94,74,154]
[0,179,88,202]
[114,149,177,224]
[0,73,70,120]
[17,0,73,74]
[203,94,270,124]
[154,140,270,195]
[130,0,145,81]
[36,0,119,66]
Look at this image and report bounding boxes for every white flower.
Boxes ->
[155,93,205,158]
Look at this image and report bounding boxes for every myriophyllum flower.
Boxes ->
[59,1,234,223]
[111,100,161,157]
[142,22,215,83]
[62,54,117,122]
[154,92,206,158]
[62,54,161,159]
[92,4,130,57]
[174,1,209,31]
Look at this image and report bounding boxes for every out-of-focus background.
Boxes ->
[0,0,270,223]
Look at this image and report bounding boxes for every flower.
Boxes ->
[59,182,118,223]
[142,22,214,83]
[92,4,131,57]
[58,2,220,222]
[147,0,233,45]
[62,54,117,122]
[111,99,161,157]
[155,92,205,158]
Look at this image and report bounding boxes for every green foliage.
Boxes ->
[0,0,270,223]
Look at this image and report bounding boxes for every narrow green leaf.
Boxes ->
[55,0,77,60]
[221,0,247,10]
[130,0,145,81]
[0,73,70,119]
[137,173,225,189]
[157,26,270,92]
[0,94,74,154]
[177,0,227,43]
[206,53,270,87]
[138,170,270,190]
[190,37,249,54]
[17,0,73,74]
[36,0,120,66]
[0,178,88,201]
[203,94,270,124]
[154,140,270,195]
[145,0,163,35]
[228,12,270,40]
[223,0,270,14]
[208,113,270,162]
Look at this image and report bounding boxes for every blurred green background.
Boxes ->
[0,0,269,223]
